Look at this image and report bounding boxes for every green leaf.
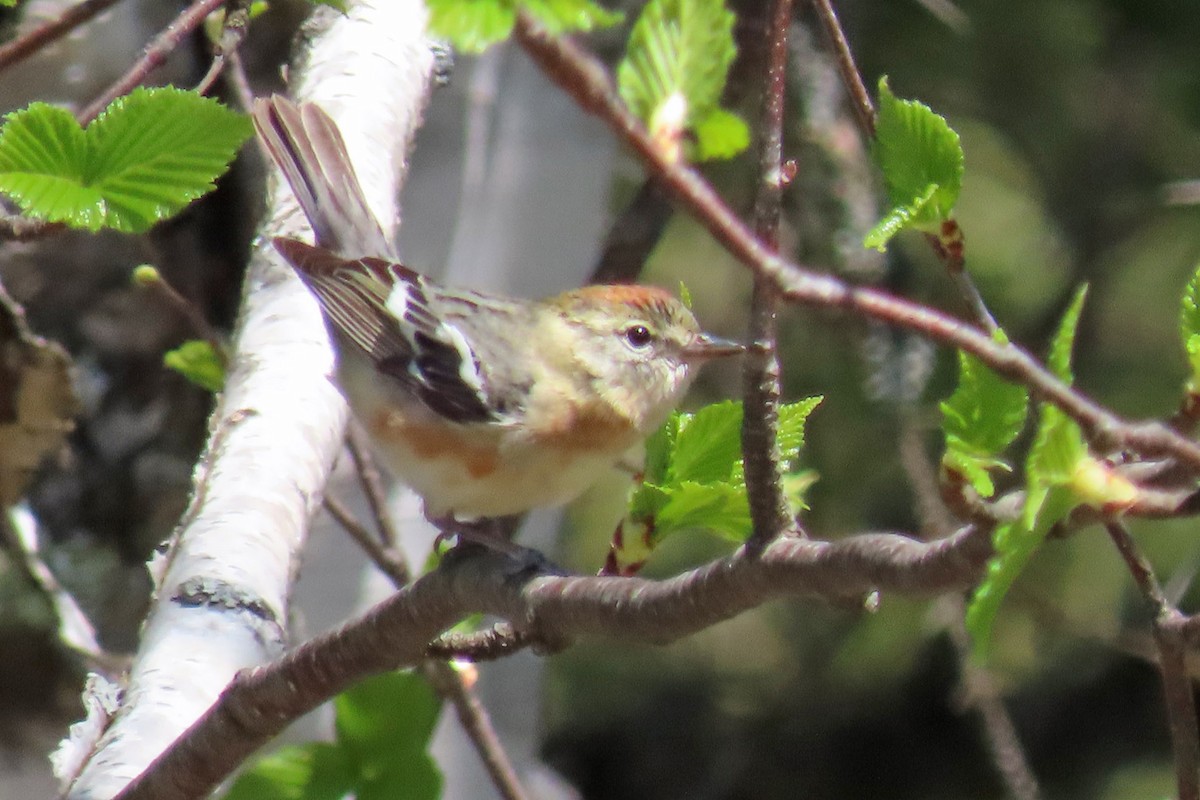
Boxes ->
[939,329,1029,497]
[222,743,354,800]
[776,396,824,472]
[1180,261,1200,388]
[617,0,744,161]
[654,480,750,541]
[1048,285,1088,382]
[966,287,1089,659]
[522,0,622,33]
[427,0,619,53]
[691,108,750,161]
[335,671,442,772]
[0,87,252,233]
[862,183,936,251]
[670,400,743,484]
[866,77,964,249]
[164,340,226,392]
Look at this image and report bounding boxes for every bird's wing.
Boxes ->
[274,238,496,423]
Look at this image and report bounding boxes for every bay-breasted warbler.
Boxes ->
[252,96,741,525]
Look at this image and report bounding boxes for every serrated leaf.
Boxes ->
[617,0,739,161]
[777,396,823,472]
[691,108,750,161]
[670,400,742,484]
[867,77,963,249]
[1048,285,1088,382]
[0,88,252,233]
[967,288,1089,659]
[163,340,226,392]
[427,0,516,51]
[427,0,619,53]
[655,480,751,541]
[939,331,1029,497]
[1180,262,1200,386]
[222,743,353,800]
[863,183,936,251]
[523,0,622,33]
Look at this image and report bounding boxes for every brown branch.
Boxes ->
[510,12,1200,477]
[1105,520,1200,800]
[742,1,795,549]
[0,0,126,72]
[114,524,992,799]
[588,179,674,285]
[322,497,528,800]
[78,0,226,125]
[807,0,875,137]
[345,424,402,549]
[427,624,536,662]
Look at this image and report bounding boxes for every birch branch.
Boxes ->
[58,2,435,797]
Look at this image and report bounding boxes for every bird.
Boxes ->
[251,95,742,543]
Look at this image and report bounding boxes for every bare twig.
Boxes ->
[78,0,226,125]
[323,487,528,800]
[134,267,228,362]
[423,662,529,800]
[945,601,1043,800]
[807,0,875,137]
[194,0,252,96]
[345,424,401,549]
[589,179,674,285]
[0,0,126,72]
[510,12,1200,476]
[743,2,795,549]
[1105,520,1200,800]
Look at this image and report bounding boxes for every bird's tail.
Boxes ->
[251,95,393,260]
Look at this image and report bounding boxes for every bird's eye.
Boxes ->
[623,324,654,349]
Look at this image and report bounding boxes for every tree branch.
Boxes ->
[112,522,992,799]
[742,1,795,548]
[510,12,1200,476]
[0,0,125,72]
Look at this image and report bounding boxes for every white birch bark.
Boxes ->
[58,3,434,796]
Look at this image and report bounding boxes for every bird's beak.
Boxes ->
[683,332,746,361]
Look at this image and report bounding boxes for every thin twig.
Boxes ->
[510,13,1200,476]
[807,0,875,137]
[345,424,401,549]
[743,1,795,548]
[944,600,1042,800]
[322,491,528,800]
[194,0,253,96]
[589,179,674,284]
[135,267,228,363]
[78,0,226,125]
[898,418,1041,800]
[321,493,410,586]
[1105,520,1200,800]
[423,662,530,800]
[0,0,126,72]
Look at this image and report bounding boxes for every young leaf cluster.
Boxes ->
[0,87,252,233]
[865,77,964,250]
[963,287,1138,658]
[939,329,1029,498]
[1179,260,1200,393]
[222,670,442,800]
[426,0,621,54]
[617,0,748,161]
[622,398,821,561]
